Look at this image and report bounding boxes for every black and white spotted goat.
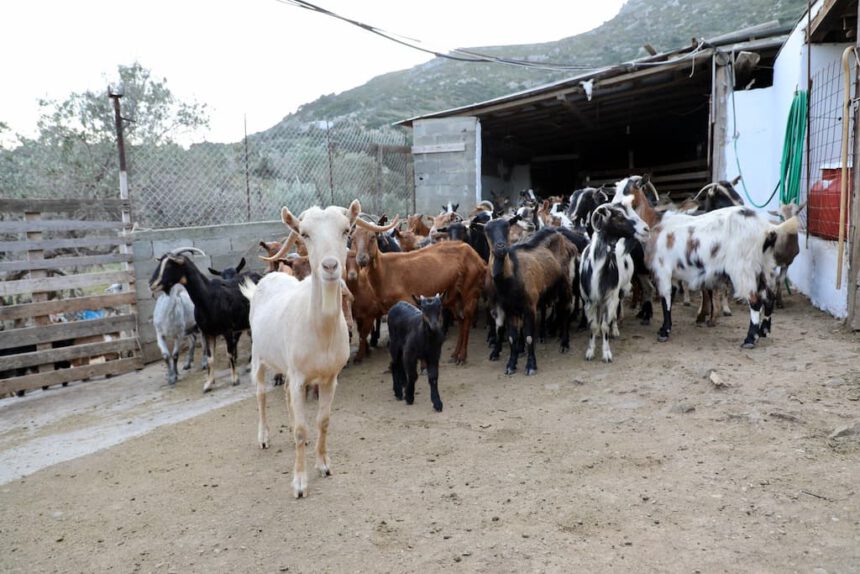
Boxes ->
[579,200,650,362]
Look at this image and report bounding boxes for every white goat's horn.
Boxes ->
[260,231,297,263]
[354,215,400,233]
[169,246,206,257]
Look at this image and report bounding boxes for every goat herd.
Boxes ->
[147,174,803,498]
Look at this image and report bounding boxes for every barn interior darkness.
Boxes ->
[477,47,778,198]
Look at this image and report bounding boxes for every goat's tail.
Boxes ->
[239,277,258,302]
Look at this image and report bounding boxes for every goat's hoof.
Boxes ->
[183,364,192,371]
[505,367,517,375]
[722,310,733,317]
[259,441,269,449]
[741,340,756,349]
[433,402,443,412]
[560,345,569,354]
[317,464,331,478]
[657,334,669,342]
[405,398,414,405]
[526,368,537,376]
[292,474,308,499]
[489,353,500,361]
[706,320,717,328]
[203,386,213,394]
[602,355,613,363]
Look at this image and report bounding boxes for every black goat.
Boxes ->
[150,247,254,393]
[208,257,263,283]
[567,186,611,234]
[388,295,445,412]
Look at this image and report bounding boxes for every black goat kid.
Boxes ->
[150,247,254,393]
[388,295,445,412]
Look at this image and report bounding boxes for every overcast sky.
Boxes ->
[2,0,626,144]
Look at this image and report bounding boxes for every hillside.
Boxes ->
[270,0,806,131]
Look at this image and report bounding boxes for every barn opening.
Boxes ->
[398,24,788,211]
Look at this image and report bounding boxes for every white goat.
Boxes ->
[241,200,361,499]
[646,206,799,348]
[153,284,200,385]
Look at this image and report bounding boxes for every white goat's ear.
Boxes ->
[282,207,301,234]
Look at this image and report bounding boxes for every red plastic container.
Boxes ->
[808,166,851,241]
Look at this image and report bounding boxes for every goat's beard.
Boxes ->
[320,279,340,316]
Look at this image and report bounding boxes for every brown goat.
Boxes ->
[407,214,432,236]
[352,220,486,364]
[344,252,385,362]
[485,222,577,375]
[392,228,427,252]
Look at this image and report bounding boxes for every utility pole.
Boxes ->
[108,88,138,352]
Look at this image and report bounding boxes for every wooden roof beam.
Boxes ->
[555,94,595,129]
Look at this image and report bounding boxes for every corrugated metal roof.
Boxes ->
[395,22,792,127]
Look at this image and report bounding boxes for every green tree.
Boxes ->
[0,62,209,200]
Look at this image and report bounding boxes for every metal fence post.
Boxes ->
[244,114,251,222]
[326,120,334,205]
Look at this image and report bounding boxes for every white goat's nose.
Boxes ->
[321,257,339,273]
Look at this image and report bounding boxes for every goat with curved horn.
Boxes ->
[353,215,400,234]
[170,246,207,258]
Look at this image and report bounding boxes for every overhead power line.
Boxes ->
[274,0,595,71]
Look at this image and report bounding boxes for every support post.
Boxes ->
[109,89,138,352]
[849,2,860,330]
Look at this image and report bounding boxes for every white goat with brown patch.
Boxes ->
[646,206,800,348]
[241,200,360,499]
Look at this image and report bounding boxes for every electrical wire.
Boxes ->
[274,0,689,73]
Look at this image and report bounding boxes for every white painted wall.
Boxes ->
[723,0,852,318]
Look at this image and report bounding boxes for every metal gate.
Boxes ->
[0,198,143,396]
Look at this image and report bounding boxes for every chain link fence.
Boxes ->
[803,59,854,241]
[128,121,415,229]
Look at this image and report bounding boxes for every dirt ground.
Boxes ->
[1,293,859,573]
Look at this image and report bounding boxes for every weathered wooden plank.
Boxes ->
[0,252,133,273]
[0,357,143,396]
[0,292,136,322]
[412,142,466,154]
[586,159,708,179]
[0,198,130,212]
[0,219,128,233]
[0,236,132,253]
[0,270,133,297]
[0,337,139,371]
[0,314,137,350]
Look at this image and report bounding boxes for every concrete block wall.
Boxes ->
[132,220,286,363]
[413,117,480,214]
